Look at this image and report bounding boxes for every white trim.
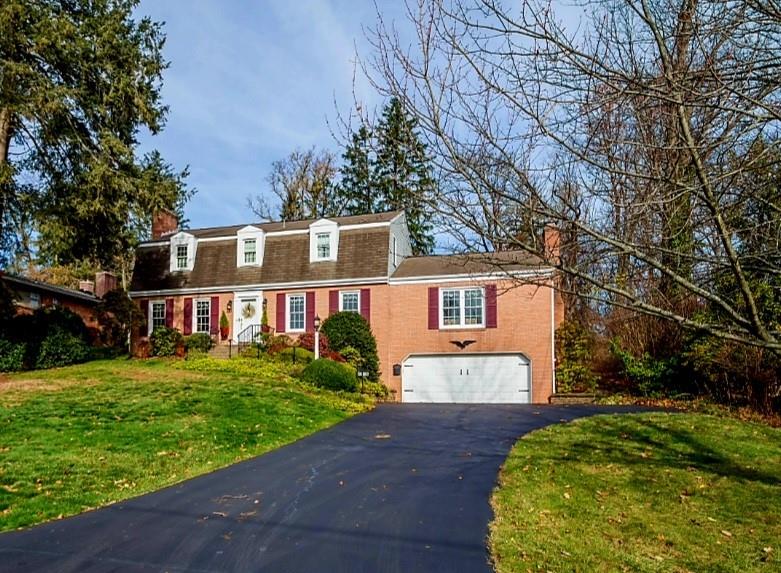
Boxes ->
[340,221,392,231]
[309,219,339,263]
[339,290,361,312]
[148,299,166,335]
[551,285,556,395]
[389,269,553,285]
[233,290,263,342]
[236,226,265,268]
[193,297,211,334]
[129,276,388,298]
[286,293,306,333]
[439,287,486,329]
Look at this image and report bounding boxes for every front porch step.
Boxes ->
[208,344,236,359]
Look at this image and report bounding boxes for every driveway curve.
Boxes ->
[0,404,643,573]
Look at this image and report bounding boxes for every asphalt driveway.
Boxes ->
[0,404,642,573]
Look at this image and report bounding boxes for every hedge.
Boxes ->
[300,358,358,392]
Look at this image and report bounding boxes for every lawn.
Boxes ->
[490,413,781,573]
[0,357,372,531]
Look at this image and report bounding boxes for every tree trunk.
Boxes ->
[0,108,13,252]
[0,107,11,165]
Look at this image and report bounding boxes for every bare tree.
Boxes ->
[365,0,781,353]
[248,147,342,221]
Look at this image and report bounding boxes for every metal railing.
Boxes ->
[236,324,265,357]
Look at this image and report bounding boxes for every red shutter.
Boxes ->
[428,287,439,330]
[486,284,497,328]
[360,288,371,324]
[141,301,149,335]
[329,290,339,315]
[305,291,315,332]
[183,298,193,335]
[210,296,220,335]
[165,298,174,328]
[276,293,286,332]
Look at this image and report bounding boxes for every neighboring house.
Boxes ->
[129,210,564,404]
[1,271,117,330]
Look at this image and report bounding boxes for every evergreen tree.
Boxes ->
[0,0,191,268]
[372,98,436,255]
[338,126,378,215]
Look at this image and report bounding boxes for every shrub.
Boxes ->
[361,381,390,399]
[555,321,598,393]
[298,331,330,357]
[301,358,358,392]
[150,327,184,357]
[35,330,90,369]
[610,339,677,397]
[185,332,213,353]
[0,339,26,372]
[339,345,362,369]
[96,288,142,350]
[266,334,293,354]
[321,312,380,381]
[275,346,314,364]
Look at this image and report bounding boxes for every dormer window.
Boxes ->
[316,233,331,259]
[236,226,264,267]
[169,231,196,272]
[176,245,188,269]
[243,239,257,264]
[309,219,339,262]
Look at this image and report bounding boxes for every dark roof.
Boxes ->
[145,211,402,243]
[1,273,100,304]
[130,227,392,291]
[391,251,546,279]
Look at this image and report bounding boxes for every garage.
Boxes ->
[401,353,531,403]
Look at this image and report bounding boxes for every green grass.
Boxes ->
[0,357,372,531]
[490,413,781,573]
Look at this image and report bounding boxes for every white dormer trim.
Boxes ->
[236,225,265,267]
[309,218,339,262]
[169,231,197,272]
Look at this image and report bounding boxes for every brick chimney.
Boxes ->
[152,209,178,240]
[79,280,95,295]
[95,271,118,298]
[543,225,560,264]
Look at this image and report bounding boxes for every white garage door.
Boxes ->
[401,353,530,403]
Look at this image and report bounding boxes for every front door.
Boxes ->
[233,292,262,342]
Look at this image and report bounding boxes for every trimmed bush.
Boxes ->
[185,333,213,353]
[361,381,390,399]
[275,346,314,364]
[0,339,26,372]
[321,312,380,381]
[301,358,358,392]
[150,327,184,357]
[35,330,90,369]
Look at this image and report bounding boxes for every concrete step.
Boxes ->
[208,345,236,359]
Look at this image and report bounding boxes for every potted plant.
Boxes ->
[219,311,230,340]
[260,299,271,333]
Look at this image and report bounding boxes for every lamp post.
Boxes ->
[313,315,321,360]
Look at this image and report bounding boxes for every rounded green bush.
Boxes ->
[0,339,26,372]
[185,332,213,353]
[36,330,90,369]
[150,327,183,357]
[320,312,380,381]
[301,358,358,392]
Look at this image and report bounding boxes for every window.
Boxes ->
[316,233,331,259]
[340,291,360,313]
[287,294,305,331]
[151,301,166,332]
[440,288,484,328]
[176,244,188,269]
[29,292,41,309]
[392,236,398,266]
[243,238,256,264]
[196,299,210,333]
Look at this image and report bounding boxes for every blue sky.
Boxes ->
[137,1,402,229]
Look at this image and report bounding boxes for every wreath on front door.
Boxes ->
[241,301,255,319]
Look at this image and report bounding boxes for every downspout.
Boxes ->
[550,283,556,396]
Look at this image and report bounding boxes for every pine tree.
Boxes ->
[338,126,378,215]
[372,98,436,255]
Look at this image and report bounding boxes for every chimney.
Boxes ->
[79,280,95,295]
[152,209,178,240]
[543,225,560,265]
[95,271,118,298]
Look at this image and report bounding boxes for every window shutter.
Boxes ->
[486,284,498,328]
[428,287,439,330]
[329,290,339,315]
[183,298,193,335]
[305,291,315,332]
[210,296,219,335]
[141,301,149,335]
[165,298,174,328]
[360,288,371,324]
[276,293,286,332]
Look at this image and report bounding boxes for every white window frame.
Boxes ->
[149,300,166,335]
[439,287,485,329]
[169,231,197,272]
[339,290,360,313]
[236,226,264,267]
[194,298,211,334]
[243,238,257,264]
[392,236,398,267]
[315,232,331,260]
[176,244,188,269]
[286,293,306,332]
[309,219,339,262]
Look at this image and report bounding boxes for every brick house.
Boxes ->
[129,210,563,403]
